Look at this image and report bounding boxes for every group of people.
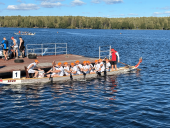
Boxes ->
[1,36,25,60]
[27,48,120,78]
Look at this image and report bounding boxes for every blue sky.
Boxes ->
[0,0,170,17]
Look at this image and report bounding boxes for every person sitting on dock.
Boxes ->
[63,62,70,76]
[75,60,83,75]
[11,37,18,59]
[105,59,111,72]
[27,60,41,78]
[68,63,77,75]
[86,61,94,73]
[99,59,105,72]
[110,48,120,71]
[81,61,89,74]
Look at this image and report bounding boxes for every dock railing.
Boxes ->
[26,43,67,57]
[99,45,111,59]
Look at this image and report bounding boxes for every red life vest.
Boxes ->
[111,49,117,61]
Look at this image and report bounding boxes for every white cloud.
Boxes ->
[164,11,170,14]
[71,0,86,6]
[17,0,22,3]
[103,0,123,4]
[7,3,39,10]
[128,13,138,16]
[41,2,63,8]
[153,12,163,15]
[37,0,64,1]
[0,2,5,5]
[160,6,170,10]
[153,11,170,16]
[91,0,101,4]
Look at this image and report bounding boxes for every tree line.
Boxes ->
[0,15,170,30]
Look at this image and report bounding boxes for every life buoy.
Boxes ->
[14,59,24,63]
[28,54,37,59]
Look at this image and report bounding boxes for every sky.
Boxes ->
[0,0,170,18]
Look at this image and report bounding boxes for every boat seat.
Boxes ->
[24,66,34,78]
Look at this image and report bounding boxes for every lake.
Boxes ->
[0,28,170,127]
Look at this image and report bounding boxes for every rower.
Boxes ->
[98,59,105,72]
[27,60,41,78]
[63,62,70,76]
[86,61,94,73]
[105,59,111,72]
[69,63,77,75]
[81,61,89,74]
[75,60,82,75]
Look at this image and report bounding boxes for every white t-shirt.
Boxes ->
[13,39,18,48]
[64,66,69,76]
[94,63,101,72]
[106,62,111,71]
[71,66,77,75]
[27,62,36,73]
[99,62,105,72]
[76,64,82,75]
[82,65,89,74]
[55,66,64,76]
[87,64,93,72]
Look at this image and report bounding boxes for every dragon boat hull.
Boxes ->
[0,58,142,85]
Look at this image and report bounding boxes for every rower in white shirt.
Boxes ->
[75,60,83,75]
[81,61,89,74]
[86,61,94,73]
[98,59,105,72]
[63,62,70,76]
[106,59,111,72]
[68,63,77,75]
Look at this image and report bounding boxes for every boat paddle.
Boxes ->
[119,61,141,71]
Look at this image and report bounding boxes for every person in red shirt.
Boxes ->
[110,48,120,71]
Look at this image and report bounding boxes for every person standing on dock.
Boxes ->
[11,37,18,59]
[110,48,120,71]
[27,60,40,78]
[2,37,9,61]
[19,37,25,58]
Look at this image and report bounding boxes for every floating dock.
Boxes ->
[0,54,97,78]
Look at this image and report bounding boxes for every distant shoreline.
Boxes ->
[0,16,169,30]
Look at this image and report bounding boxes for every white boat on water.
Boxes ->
[14,32,35,35]
[0,58,142,85]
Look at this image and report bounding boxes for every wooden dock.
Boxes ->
[0,54,97,78]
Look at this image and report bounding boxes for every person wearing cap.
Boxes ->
[50,62,64,77]
[68,63,77,75]
[19,37,25,58]
[105,59,111,72]
[81,61,89,74]
[63,62,70,76]
[91,60,101,73]
[87,61,94,73]
[2,37,9,61]
[27,60,41,78]
[110,48,120,70]
[98,59,105,72]
[75,60,83,75]
[45,61,56,77]
[11,37,18,59]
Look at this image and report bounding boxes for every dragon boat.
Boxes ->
[14,33,35,35]
[0,58,142,85]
